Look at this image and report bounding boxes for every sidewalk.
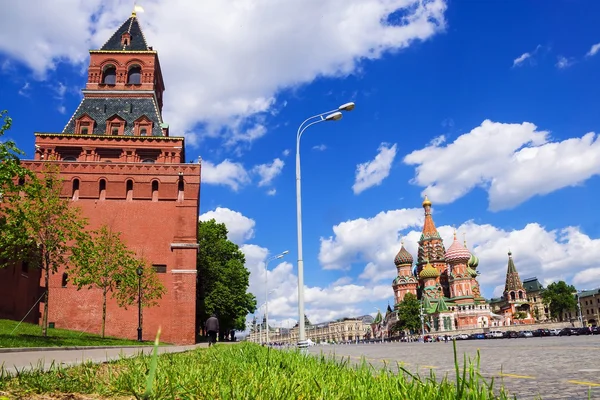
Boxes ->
[0,343,207,375]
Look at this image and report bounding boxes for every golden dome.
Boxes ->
[419,261,439,279]
[422,195,432,207]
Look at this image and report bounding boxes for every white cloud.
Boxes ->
[318,207,600,297]
[0,0,447,147]
[267,188,277,196]
[17,82,30,97]
[512,45,542,67]
[352,143,397,194]
[282,149,290,157]
[404,120,600,210]
[319,208,424,270]
[201,159,250,191]
[253,158,285,187]
[586,43,600,57]
[429,135,446,146]
[199,207,256,244]
[556,56,575,69]
[312,144,327,151]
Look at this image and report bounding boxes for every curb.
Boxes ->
[0,345,166,354]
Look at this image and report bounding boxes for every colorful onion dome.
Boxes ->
[467,253,479,269]
[394,243,414,266]
[422,195,432,207]
[419,261,440,279]
[445,232,471,264]
[466,266,478,278]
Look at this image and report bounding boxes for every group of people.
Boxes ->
[204,314,236,346]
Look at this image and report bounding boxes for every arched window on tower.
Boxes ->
[127,65,142,85]
[126,179,133,201]
[99,179,106,200]
[152,180,159,202]
[177,175,184,201]
[102,65,116,85]
[518,291,524,299]
[510,291,516,301]
[72,179,80,201]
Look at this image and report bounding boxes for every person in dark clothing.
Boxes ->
[205,314,219,347]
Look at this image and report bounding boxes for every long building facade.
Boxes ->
[0,11,201,344]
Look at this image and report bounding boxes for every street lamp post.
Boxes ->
[295,102,355,349]
[576,292,584,327]
[419,301,425,343]
[265,251,289,345]
[136,266,143,342]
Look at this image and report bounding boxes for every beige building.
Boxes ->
[578,288,600,327]
[247,318,370,344]
[522,277,550,322]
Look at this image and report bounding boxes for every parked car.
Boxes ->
[518,330,533,338]
[578,327,593,335]
[549,329,560,336]
[503,331,518,339]
[488,330,503,339]
[558,327,579,336]
[532,328,551,337]
[591,326,600,335]
[469,333,485,340]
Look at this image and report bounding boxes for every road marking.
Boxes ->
[498,373,536,379]
[420,365,439,369]
[567,380,600,387]
[578,369,600,373]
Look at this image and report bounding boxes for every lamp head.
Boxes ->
[338,102,355,111]
[325,112,343,121]
[282,250,289,255]
[136,267,143,276]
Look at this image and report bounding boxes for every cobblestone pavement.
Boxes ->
[308,336,600,399]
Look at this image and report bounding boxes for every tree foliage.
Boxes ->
[197,219,256,336]
[0,110,30,195]
[0,164,88,336]
[393,293,422,334]
[541,280,577,321]
[70,225,165,338]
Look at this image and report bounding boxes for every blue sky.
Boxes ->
[2,0,600,327]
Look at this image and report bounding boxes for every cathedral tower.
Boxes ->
[416,196,449,298]
[445,232,474,302]
[392,241,418,304]
[22,11,201,344]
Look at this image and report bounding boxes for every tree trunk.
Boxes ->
[41,249,50,337]
[102,288,107,338]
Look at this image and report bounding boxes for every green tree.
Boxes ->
[70,225,165,338]
[394,293,421,334]
[0,165,87,336]
[0,110,30,195]
[197,219,256,337]
[541,281,577,321]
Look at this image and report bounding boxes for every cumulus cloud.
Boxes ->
[352,143,397,194]
[403,120,600,210]
[312,144,327,151]
[318,207,600,297]
[267,188,277,196]
[253,158,285,187]
[556,56,575,69]
[201,159,250,191]
[586,43,600,57]
[0,0,447,147]
[199,207,256,243]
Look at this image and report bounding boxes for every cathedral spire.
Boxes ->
[99,12,150,51]
[421,195,440,240]
[504,250,525,295]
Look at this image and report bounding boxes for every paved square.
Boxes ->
[308,336,600,399]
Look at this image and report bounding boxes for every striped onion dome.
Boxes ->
[444,233,471,264]
[466,266,478,278]
[419,261,440,279]
[467,253,479,269]
[394,244,414,266]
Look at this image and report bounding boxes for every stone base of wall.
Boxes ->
[431,321,577,336]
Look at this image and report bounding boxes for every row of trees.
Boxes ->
[0,110,164,337]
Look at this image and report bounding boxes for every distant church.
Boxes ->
[0,11,201,344]
[390,197,534,333]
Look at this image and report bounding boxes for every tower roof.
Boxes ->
[445,232,471,264]
[504,251,525,293]
[100,14,150,51]
[419,260,440,279]
[420,196,441,241]
[374,309,383,324]
[394,242,414,266]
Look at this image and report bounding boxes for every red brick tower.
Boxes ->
[22,11,201,344]
[392,240,418,304]
[416,196,448,298]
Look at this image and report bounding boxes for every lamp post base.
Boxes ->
[137,327,142,342]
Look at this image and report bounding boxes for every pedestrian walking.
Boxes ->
[205,314,219,347]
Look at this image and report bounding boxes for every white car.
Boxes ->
[489,330,503,339]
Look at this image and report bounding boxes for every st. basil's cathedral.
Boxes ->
[389,196,534,333]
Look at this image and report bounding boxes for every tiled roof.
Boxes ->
[394,244,413,265]
[504,251,525,293]
[522,277,543,292]
[63,97,163,136]
[100,16,149,51]
[445,233,471,264]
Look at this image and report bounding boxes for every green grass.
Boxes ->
[0,339,518,399]
[0,319,148,348]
